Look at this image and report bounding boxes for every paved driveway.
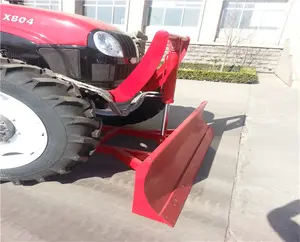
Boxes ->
[1,76,298,241]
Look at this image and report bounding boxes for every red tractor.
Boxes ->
[0,3,213,227]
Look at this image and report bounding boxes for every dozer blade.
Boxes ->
[97,101,213,227]
[132,101,213,226]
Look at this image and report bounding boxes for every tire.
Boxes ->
[0,58,101,184]
[99,96,166,126]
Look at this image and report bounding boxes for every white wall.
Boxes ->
[198,0,224,43]
[215,0,294,46]
[286,0,300,84]
[126,0,146,34]
[6,0,298,48]
[274,0,300,86]
[62,0,74,14]
[144,0,208,42]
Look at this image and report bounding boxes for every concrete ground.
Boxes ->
[1,74,299,242]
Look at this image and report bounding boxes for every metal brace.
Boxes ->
[54,73,160,117]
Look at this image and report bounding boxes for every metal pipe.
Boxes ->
[160,104,170,137]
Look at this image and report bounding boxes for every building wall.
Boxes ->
[3,0,298,73]
[145,42,283,72]
[23,0,62,11]
[4,0,295,46]
[215,0,292,46]
[275,0,300,86]
[68,0,295,46]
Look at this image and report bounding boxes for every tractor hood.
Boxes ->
[0,4,122,46]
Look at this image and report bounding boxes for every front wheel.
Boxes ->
[0,58,101,183]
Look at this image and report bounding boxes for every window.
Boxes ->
[220,0,288,30]
[24,0,61,11]
[148,0,204,27]
[84,0,127,25]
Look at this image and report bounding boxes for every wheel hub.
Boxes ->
[0,114,16,142]
[0,91,48,169]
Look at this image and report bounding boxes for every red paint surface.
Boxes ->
[141,35,190,93]
[109,31,190,103]
[95,102,214,227]
[0,4,118,45]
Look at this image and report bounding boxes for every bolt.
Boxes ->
[0,135,7,140]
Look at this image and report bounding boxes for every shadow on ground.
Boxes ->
[267,200,300,242]
[9,105,245,186]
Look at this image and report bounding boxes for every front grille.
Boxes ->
[114,63,137,80]
[108,31,137,58]
[90,63,137,89]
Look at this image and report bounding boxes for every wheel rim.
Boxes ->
[0,92,48,169]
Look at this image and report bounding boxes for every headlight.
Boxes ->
[93,31,123,58]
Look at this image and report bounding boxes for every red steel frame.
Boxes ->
[109,31,189,103]
[96,103,213,227]
[94,31,214,227]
